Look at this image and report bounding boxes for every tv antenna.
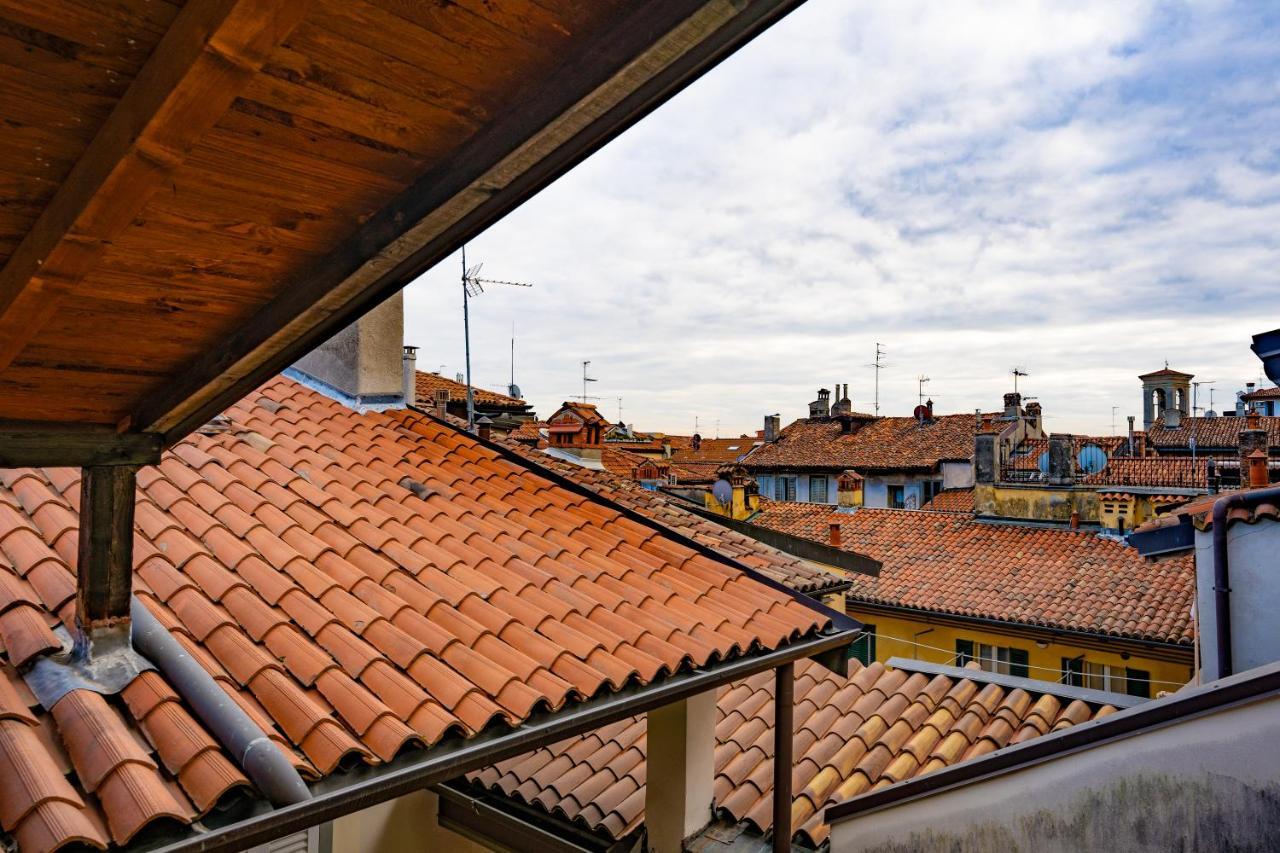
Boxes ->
[579,360,600,403]
[460,246,533,430]
[1111,406,1118,435]
[917,375,930,407]
[617,397,623,423]
[1011,367,1028,395]
[867,343,887,416]
[507,322,522,400]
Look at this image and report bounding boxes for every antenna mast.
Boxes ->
[460,248,534,431]
[917,374,930,407]
[1011,367,1028,395]
[867,343,886,416]
[581,360,597,403]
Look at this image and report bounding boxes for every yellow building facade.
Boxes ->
[845,604,1193,698]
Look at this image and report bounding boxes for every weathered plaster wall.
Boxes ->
[294,291,405,400]
[973,483,1098,523]
[941,461,973,490]
[829,690,1280,853]
[1195,520,1280,681]
[331,789,492,853]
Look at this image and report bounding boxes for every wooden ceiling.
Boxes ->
[0,0,805,464]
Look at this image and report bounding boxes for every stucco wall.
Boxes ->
[1195,520,1280,681]
[973,483,1099,522]
[847,608,1191,695]
[830,689,1280,853]
[941,461,973,489]
[331,789,493,853]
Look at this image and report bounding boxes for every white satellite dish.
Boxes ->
[712,479,733,505]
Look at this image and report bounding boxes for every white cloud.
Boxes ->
[405,0,1280,436]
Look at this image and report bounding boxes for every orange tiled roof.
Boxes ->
[0,377,831,851]
[414,370,526,409]
[509,420,548,448]
[500,442,847,596]
[1082,457,1209,489]
[600,447,663,479]
[1147,415,1280,450]
[746,414,997,473]
[919,488,974,513]
[668,461,722,484]
[670,437,759,464]
[750,502,1194,645]
[1241,386,1280,402]
[467,658,1118,848]
[1161,486,1280,532]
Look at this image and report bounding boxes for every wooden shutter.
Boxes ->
[848,625,876,665]
[1009,648,1030,678]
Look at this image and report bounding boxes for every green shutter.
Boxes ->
[955,639,974,666]
[1009,648,1030,678]
[848,625,876,665]
[1125,668,1151,698]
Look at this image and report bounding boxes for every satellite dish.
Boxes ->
[508,383,522,399]
[913,404,930,422]
[1077,444,1107,474]
[712,479,733,505]
[1036,451,1050,474]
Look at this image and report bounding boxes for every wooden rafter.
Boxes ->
[132,0,807,443]
[0,0,310,374]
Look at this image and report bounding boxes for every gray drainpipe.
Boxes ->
[130,598,312,805]
[1210,486,1280,679]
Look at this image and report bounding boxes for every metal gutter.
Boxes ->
[130,598,312,806]
[825,659,1280,826]
[140,627,858,853]
[435,783,604,853]
[886,657,1145,710]
[1210,485,1280,677]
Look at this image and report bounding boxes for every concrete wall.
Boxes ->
[830,688,1280,853]
[1196,519,1280,681]
[846,607,1191,695]
[331,789,492,853]
[941,461,973,490]
[294,291,404,401]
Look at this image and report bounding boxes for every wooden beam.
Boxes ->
[75,464,139,631]
[0,422,162,467]
[0,0,311,370]
[133,0,808,443]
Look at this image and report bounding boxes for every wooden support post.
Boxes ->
[773,662,795,853]
[76,465,138,638]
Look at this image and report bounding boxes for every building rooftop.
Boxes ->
[1147,415,1280,450]
[466,658,1121,849]
[0,377,834,851]
[1081,457,1209,490]
[1241,386,1280,402]
[671,438,760,465]
[750,502,1194,646]
[414,372,527,410]
[746,414,1001,473]
[919,488,975,513]
[1005,436,1128,471]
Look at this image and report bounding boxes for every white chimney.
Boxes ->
[402,345,418,408]
[293,291,406,409]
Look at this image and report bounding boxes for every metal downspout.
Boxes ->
[1210,486,1280,679]
[773,662,794,853]
[130,598,312,805]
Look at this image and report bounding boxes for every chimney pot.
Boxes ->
[1247,409,1261,429]
[402,345,418,408]
[828,521,842,548]
[434,388,450,418]
[1069,510,1080,530]
[1248,449,1269,488]
[476,416,494,441]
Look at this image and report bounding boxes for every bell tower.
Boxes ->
[1139,365,1193,430]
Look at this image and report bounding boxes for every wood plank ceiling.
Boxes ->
[0,0,806,462]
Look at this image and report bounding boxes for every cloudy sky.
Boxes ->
[404,0,1280,437]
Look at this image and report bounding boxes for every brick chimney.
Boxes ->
[293,291,407,409]
[1239,418,1268,485]
[1003,392,1021,419]
[433,388,450,419]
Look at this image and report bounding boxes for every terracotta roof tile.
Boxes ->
[919,488,974,513]
[1147,414,1280,450]
[0,376,832,850]
[746,414,1000,473]
[750,501,1194,645]
[469,659,1115,848]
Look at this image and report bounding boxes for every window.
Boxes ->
[1062,659,1151,698]
[888,485,905,509]
[922,480,943,503]
[849,625,876,665]
[809,475,828,503]
[957,639,1028,677]
[775,476,797,501]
